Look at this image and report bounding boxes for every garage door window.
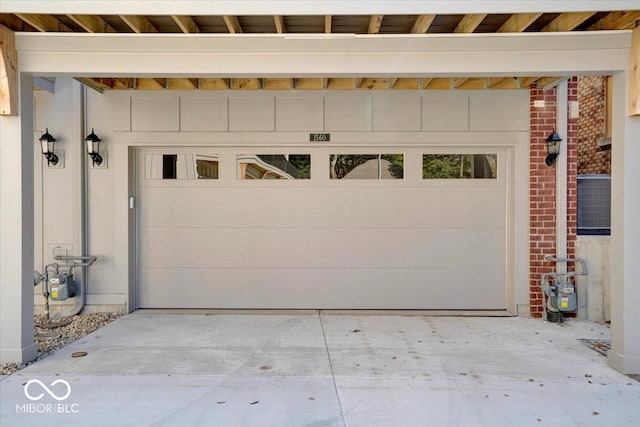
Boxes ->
[330,154,404,179]
[145,154,219,180]
[238,154,311,180]
[422,154,497,179]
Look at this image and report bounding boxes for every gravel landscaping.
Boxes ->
[0,312,120,376]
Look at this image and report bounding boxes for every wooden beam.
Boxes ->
[387,78,398,89]
[168,78,198,90]
[321,78,328,89]
[453,77,469,88]
[629,25,640,116]
[489,77,520,89]
[536,76,568,90]
[519,77,539,88]
[274,16,286,33]
[497,13,542,33]
[424,78,451,90]
[393,78,420,90]
[295,78,324,90]
[232,78,261,89]
[0,24,18,115]
[16,14,73,32]
[199,78,229,90]
[68,15,116,33]
[360,78,388,90]
[325,15,332,33]
[460,78,486,89]
[420,78,433,89]
[486,77,505,88]
[354,78,364,88]
[74,77,108,93]
[541,12,596,32]
[112,78,134,90]
[264,78,294,90]
[137,78,165,90]
[119,15,158,33]
[588,11,640,30]
[327,78,354,89]
[0,14,37,32]
[172,16,199,33]
[411,14,435,34]
[223,16,243,34]
[368,15,384,34]
[454,14,487,33]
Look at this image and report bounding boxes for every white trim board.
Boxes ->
[15,32,631,77]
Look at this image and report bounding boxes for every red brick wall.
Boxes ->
[577,76,611,175]
[528,78,578,317]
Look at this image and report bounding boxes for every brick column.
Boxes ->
[529,80,579,317]
[529,84,558,317]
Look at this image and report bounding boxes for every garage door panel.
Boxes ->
[137,146,510,310]
[139,267,505,310]
[140,227,505,270]
[140,186,505,229]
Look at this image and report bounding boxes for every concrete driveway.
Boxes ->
[1,312,638,426]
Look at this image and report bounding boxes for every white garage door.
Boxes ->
[136,147,509,310]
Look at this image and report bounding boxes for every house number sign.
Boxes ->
[309,133,330,142]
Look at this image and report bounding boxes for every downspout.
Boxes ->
[556,81,568,275]
[58,84,88,317]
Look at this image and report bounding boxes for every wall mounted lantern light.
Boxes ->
[39,128,58,166]
[545,130,562,166]
[85,128,103,166]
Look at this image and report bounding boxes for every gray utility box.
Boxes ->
[49,273,76,301]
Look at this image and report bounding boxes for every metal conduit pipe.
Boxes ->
[52,84,92,319]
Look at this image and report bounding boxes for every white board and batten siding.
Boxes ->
[87,89,529,311]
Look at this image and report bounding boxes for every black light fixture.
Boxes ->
[39,128,58,166]
[85,128,103,166]
[545,129,562,166]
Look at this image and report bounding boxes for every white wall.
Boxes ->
[576,236,611,322]
[35,82,530,313]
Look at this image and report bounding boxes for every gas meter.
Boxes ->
[49,273,77,301]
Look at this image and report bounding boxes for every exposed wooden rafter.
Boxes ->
[411,14,436,34]
[15,14,72,32]
[368,15,384,34]
[119,15,158,33]
[519,77,539,88]
[454,14,487,33]
[199,78,230,90]
[68,15,116,33]
[138,78,166,90]
[536,76,569,90]
[274,16,286,33]
[453,77,470,88]
[588,11,640,30]
[223,16,243,34]
[324,16,332,33]
[168,78,198,90]
[497,13,543,32]
[421,78,434,89]
[541,12,597,32]
[232,78,261,90]
[172,16,199,33]
[6,10,638,94]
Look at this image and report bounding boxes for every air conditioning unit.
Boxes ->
[577,174,610,235]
